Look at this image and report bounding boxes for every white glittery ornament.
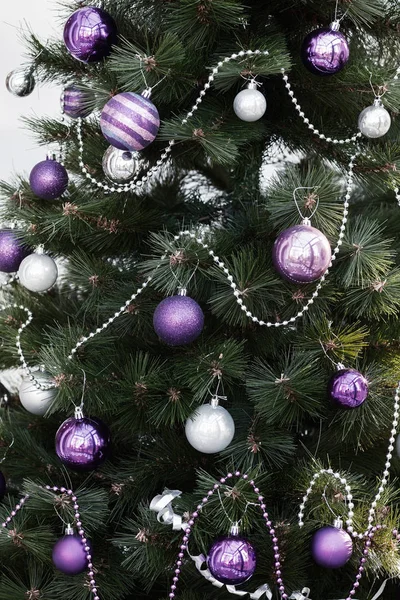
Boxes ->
[358,99,391,138]
[233,81,266,122]
[6,68,35,97]
[102,145,140,183]
[18,252,58,292]
[185,400,235,453]
[19,372,55,416]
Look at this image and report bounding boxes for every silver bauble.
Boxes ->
[233,83,267,122]
[18,253,58,292]
[185,402,235,453]
[6,68,35,98]
[19,373,55,416]
[358,100,391,139]
[102,146,140,183]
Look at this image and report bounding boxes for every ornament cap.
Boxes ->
[141,88,153,100]
[210,395,220,408]
[74,406,84,420]
[301,217,312,227]
[65,524,74,536]
[330,20,341,31]
[177,287,187,297]
[333,517,344,529]
[246,80,258,90]
[336,362,346,370]
[373,97,383,107]
[230,522,240,536]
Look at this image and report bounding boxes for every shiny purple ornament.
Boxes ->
[0,471,5,500]
[29,158,69,200]
[153,295,204,346]
[311,526,353,568]
[301,25,350,76]
[328,368,368,408]
[55,416,111,471]
[63,7,117,63]
[0,229,30,273]
[52,534,88,575]
[207,536,257,585]
[273,224,331,284]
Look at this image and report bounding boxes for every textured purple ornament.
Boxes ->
[29,158,69,200]
[63,7,117,63]
[153,295,204,346]
[311,526,353,568]
[100,92,160,152]
[207,536,257,585]
[0,230,30,273]
[55,416,111,471]
[301,26,350,76]
[52,535,88,575]
[328,368,368,408]
[0,470,5,500]
[62,85,94,119]
[273,224,331,284]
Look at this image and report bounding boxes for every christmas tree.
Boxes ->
[1,0,400,598]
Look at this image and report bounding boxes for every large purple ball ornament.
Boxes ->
[311,526,353,568]
[29,158,69,200]
[52,534,88,575]
[63,7,118,63]
[62,85,95,119]
[0,471,6,500]
[100,92,160,152]
[301,25,350,76]
[207,536,257,585]
[328,368,368,408]
[0,230,30,273]
[55,416,111,471]
[272,224,331,284]
[153,295,204,346]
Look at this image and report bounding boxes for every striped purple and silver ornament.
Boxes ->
[62,86,94,119]
[100,92,160,152]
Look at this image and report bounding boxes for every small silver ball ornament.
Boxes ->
[18,253,58,292]
[6,68,35,98]
[358,99,391,139]
[233,81,267,122]
[185,400,235,453]
[102,146,140,183]
[19,372,55,416]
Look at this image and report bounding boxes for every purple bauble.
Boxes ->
[273,224,331,284]
[0,230,30,273]
[62,85,94,119]
[207,536,257,585]
[52,534,88,575]
[0,470,6,500]
[328,368,368,408]
[29,158,69,200]
[55,416,111,471]
[63,7,118,63]
[311,526,353,568]
[301,26,350,76]
[153,295,204,346]
[100,92,160,152]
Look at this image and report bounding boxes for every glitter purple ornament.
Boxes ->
[311,526,353,568]
[301,24,350,76]
[52,533,88,575]
[63,7,118,63]
[0,230,30,273]
[0,471,5,500]
[100,92,160,152]
[272,224,331,284]
[207,535,257,585]
[153,294,204,346]
[328,368,368,408]
[29,158,69,200]
[55,415,111,471]
[62,85,94,119]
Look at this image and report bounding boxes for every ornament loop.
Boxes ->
[292,186,320,223]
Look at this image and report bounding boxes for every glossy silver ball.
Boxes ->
[358,101,391,138]
[19,373,55,416]
[6,68,35,97]
[102,146,140,183]
[233,87,267,122]
[18,253,58,292]
[185,403,235,453]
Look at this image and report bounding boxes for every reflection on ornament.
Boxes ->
[185,401,235,453]
[62,85,95,119]
[301,23,349,76]
[63,6,118,63]
[233,81,266,122]
[328,368,368,408]
[102,146,140,182]
[19,372,55,416]
[358,100,391,138]
[311,525,353,568]
[153,294,204,346]
[6,68,35,97]
[207,535,257,584]
[55,414,111,471]
[18,253,58,293]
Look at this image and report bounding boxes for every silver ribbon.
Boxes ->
[149,489,186,531]
[190,553,272,599]
[289,589,312,600]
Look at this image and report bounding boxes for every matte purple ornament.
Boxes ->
[62,85,94,119]
[272,224,331,284]
[52,535,88,575]
[63,7,117,63]
[29,158,69,200]
[55,416,111,471]
[301,26,350,76]
[153,295,204,346]
[311,526,353,568]
[328,368,368,408]
[207,536,257,585]
[0,230,30,273]
[0,471,5,500]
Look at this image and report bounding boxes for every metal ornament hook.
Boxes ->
[169,251,200,294]
[293,186,320,224]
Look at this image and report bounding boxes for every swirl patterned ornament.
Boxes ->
[63,7,118,63]
[328,369,369,409]
[301,25,350,76]
[0,230,30,273]
[207,536,257,585]
[55,415,111,471]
